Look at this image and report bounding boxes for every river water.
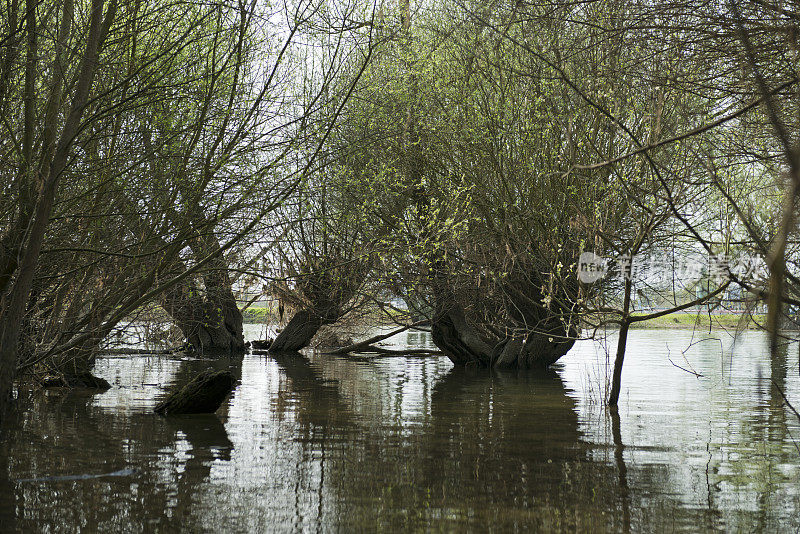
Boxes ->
[1,327,799,532]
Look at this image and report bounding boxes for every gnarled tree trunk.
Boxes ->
[430,260,578,370]
[431,304,494,366]
[432,304,576,370]
[269,309,334,353]
[162,279,245,355]
[43,333,111,389]
[492,326,577,370]
[160,227,245,356]
[269,250,369,353]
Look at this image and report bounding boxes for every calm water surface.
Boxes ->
[1,327,799,532]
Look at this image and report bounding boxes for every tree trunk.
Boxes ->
[608,321,629,407]
[159,233,245,355]
[431,305,494,366]
[269,309,328,352]
[0,428,14,530]
[432,310,577,370]
[430,262,577,370]
[35,309,114,389]
[162,281,245,355]
[42,343,111,389]
[609,277,633,407]
[493,327,577,370]
[41,318,111,389]
[159,214,246,355]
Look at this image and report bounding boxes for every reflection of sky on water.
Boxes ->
[565,329,800,522]
[3,327,799,531]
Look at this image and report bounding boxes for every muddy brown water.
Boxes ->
[1,327,799,532]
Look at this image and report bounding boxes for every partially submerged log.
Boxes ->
[154,369,236,415]
[337,346,443,357]
[41,372,111,390]
[250,339,273,350]
[101,345,187,356]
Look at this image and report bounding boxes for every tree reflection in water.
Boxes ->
[268,356,624,531]
[2,332,800,532]
[4,357,241,532]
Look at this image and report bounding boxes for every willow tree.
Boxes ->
[8,0,258,382]
[0,0,378,409]
[265,165,377,352]
[0,0,121,407]
[326,0,659,368]
[267,237,374,353]
[2,0,267,385]
[138,0,374,355]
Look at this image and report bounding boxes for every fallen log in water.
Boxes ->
[324,320,431,355]
[250,339,273,350]
[41,372,111,390]
[336,345,443,357]
[154,369,236,415]
[101,347,183,356]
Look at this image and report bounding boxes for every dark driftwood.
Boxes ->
[101,346,185,356]
[251,339,273,350]
[41,372,111,390]
[154,369,236,415]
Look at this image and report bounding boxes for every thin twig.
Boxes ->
[772,378,800,423]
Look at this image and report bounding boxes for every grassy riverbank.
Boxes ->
[627,312,767,330]
[241,307,274,324]
[242,306,771,332]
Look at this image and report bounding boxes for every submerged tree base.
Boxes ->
[432,305,577,370]
[269,310,329,352]
[154,369,236,415]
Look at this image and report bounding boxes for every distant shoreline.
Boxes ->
[625,312,780,330]
[241,307,790,332]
